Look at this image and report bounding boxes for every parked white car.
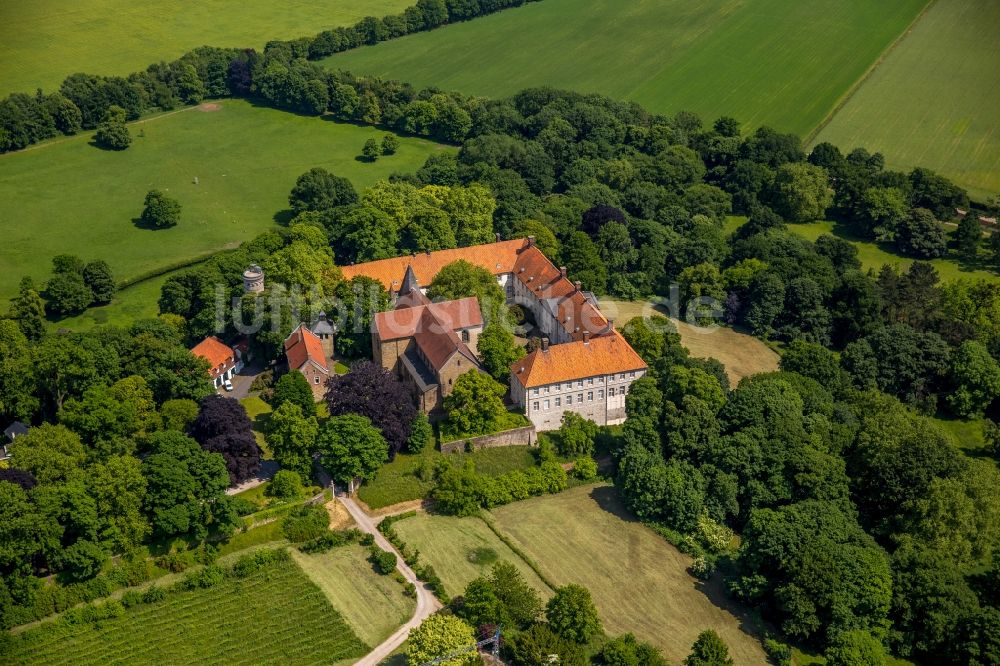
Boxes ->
[223,380,234,392]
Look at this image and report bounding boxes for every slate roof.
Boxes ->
[511,331,647,388]
[4,422,28,442]
[284,325,329,372]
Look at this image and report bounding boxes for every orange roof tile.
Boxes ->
[412,308,479,372]
[284,325,329,373]
[374,297,483,342]
[190,337,236,377]
[340,239,527,291]
[511,331,647,388]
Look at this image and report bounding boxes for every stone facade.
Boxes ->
[440,425,537,454]
[515,368,645,431]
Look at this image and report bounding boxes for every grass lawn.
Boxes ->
[786,220,999,283]
[0,98,449,307]
[390,513,551,599]
[932,414,990,457]
[6,555,369,665]
[813,0,1000,201]
[598,299,780,385]
[322,0,926,137]
[291,545,414,647]
[490,484,768,664]
[45,270,169,331]
[357,445,538,510]
[0,0,413,96]
[240,395,273,456]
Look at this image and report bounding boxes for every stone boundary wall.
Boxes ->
[440,425,537,454]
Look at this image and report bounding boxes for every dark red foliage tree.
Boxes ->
[189,394,261,484]
[0,468,38,490]
[581,204,627,237]
[325,360,417,459]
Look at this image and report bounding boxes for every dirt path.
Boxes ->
[338,495,441,665]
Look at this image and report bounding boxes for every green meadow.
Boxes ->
[814,0,1000,201]
[322,0,927,137]
[0,99,449,307]
[0,0,413,96]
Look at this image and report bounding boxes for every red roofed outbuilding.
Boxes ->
[191,336,244,389]
[284,325,330,397]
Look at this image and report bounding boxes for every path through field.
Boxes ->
[337,495,442,666]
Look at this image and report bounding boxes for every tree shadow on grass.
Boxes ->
[131,216,174,231]
[273,209,295,226]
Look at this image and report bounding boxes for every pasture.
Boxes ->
[0,0,414,96]
[491,484,769,664]
[814,0,1000,201]
[598,299,780,385]
[291,546,415,647]
[0,99,448,307]
[6,555,369,665]
[390,512,552,598]
[322,0,927,137]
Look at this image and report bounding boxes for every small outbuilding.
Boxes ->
[2,421,29,459]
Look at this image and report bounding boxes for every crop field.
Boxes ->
[291,546,414,647]
[814,0,1000,201]
[7,556,369,665]
[0,0,413,96]
[491,484,768,664]
[0,99,448,308]
[322,0,927,137]
[391,513,552,598]
[599,299,780,385]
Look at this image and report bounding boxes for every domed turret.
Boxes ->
[242,265,264,293]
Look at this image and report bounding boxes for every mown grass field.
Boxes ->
[814,0,1000,201]
[0,99,448,308]
[0,0,413,96]
[491,484,768,664]
[390,512,552,598]
[599,299,780,385]
[7,556,369,665]
[322,0,927,137]
[357,445,537,510]
[291,546,414,647]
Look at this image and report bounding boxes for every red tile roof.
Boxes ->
[412,307,479,372]
[511,331,647,388]
[284,325,329,373]
[191,337,236,377]
[340,239,527,291]
[374,297,483,342]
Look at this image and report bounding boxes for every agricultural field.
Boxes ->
[813,0,1000,201]
[6,556,369,665]
[357,445,538,510]
[322,0,927,137]
[491,484,769,665]
[599,299,780,385]
[390,512,552,598]
[0,98,449,308]
[0,0,413,96]
[291,546,415,647]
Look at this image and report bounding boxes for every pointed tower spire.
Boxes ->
[401,264,419,295]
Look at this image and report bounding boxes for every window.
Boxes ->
[543,399,550,410]
[598,376,604,383]
[598,390,604,399]
[461,329,470,343]
[622,385,628,395]
[620,373,626,380]
[609,387,616,397]
[577,393,583,403]
[555,397,561,407]
[449,378,453,386]
[587,391,593,401]
[629,371,636,378]
[577,380,584,388]
[532,388,539,396]
[566,395,572,405]
[533,401,539,411]
[587,378,594,386]
[544,386,550,394]
[314,376,320,384]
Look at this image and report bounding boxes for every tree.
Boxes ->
[9,423,86,484]
[94,105,130,150]
[266,401,319,479]
[406,614,478,666]
[59,375,159,449]
[86,454,149,552]
[271,370,316,417]
[189,395,261,484]
[381,134,399,155]
[44,255,94,315]
[362,137,380,161]
[824,631,887,666]
[326,360,417,458]
[82,260,116,303]
[8,276,46,340]
[947,340,1000,417]
[508,623,587,666]
[288,167,358,214]
[896,208,947,258]
[443,371,507,437]
[685,630,734,666]
[557,411,598,457]
[770,162,832,222]
[546,583,602,643]
[407,412,433,453]
[427,260,507,319]
[316,414,389,486]
[266,470,303,499]
[561,231,608,294]
[477,321,524,381]
[160,398,199,432]
[488,560,543,628]
[140,189,181,229]
[602,633,669,666]
[956,213,983,260]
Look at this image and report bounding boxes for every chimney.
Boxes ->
[541,337,549,352]
[519,366,524,374]
[574,280,582,293]
[425,249,431,256]
[608,319,615,332]
[527,235,535,247]
[560,266,567,279]
[583,331,590,344]
[495,233,502,243]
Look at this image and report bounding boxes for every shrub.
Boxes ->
[180,564,224,590]
[120,590,143,609]
[572,456,598,481]
[298,530,353,554]
[381,134,399,155]
[267,469,304,500]
[371,549,398,575]
[763,638,793,666]
[229,496,258,516]
[281,504,329,543]
[231,548,290,577]
[142,585,166,604]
